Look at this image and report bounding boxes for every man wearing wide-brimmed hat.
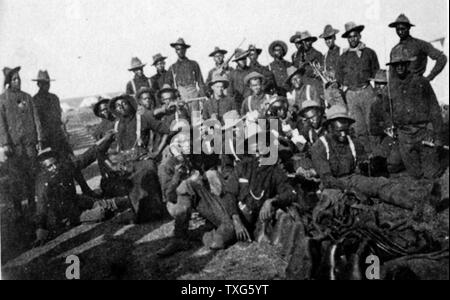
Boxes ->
[285,66,324,112]
[247,44,277,95]
[290,31,323,77]
[92,97,116,141]
[203,74,237,124]
[336,21,380,154]
[241,71,273,117]
[150,53,173,92]
[205,47,234,98]
[320,25,341,73]
[311,104,441,214]
[389,14,447,82]
[168,38,206,112]
[229,48,252,107]
[32,70,98,198]
[0,66,44,215]
[126,57,155,97]
[387,46,444,179]
[268,40,292,95]
[32,70,70,155]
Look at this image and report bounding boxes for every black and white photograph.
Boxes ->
[0,0,448,282]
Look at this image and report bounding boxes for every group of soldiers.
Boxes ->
[0,14,448,274]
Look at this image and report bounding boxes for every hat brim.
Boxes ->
[269,42,288,57]
[170,43,191,49]
[342,25,365,38]
[319,30,339,39]
[233,52,250,62]
[285,69,304,86]
[152,57,167,66]
[386,56,417,66]
[299,37,318,43]
[157,87,178,98]
[209,50,228,57]
[93,99,111,117]
[389,21,415,28]
[323,116,355,127]
[244,75,265,86]
[248,49,262,55]
[136,88,154,100]
[32,79,55,82]
[290,35,302,43]
[109,95,137,116]
[37,149,59,163]
[299,105,324,116]
[128,64,146,71]
[208,80,230,88]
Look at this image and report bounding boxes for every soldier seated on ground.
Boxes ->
[33,134,129,246]
[157,130,246,257]
[310,105,443,216]
[224,130,299,242]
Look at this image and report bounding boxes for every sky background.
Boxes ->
[0,0,448,105]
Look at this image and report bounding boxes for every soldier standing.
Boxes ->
[336,22,380,154]
[0,66,43,215]
[268,40,292,96]
[247,44,277,94]
[229,48,251,108]
[168,38,206,112]
[150,53,173,92]
[389,14,447,82]
[32,70,97,197]
[319,25,341,75]
[125,57,155,97]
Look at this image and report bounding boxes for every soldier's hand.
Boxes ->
[232,215,251,242]
[259,199,274,222]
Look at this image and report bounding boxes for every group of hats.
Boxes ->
[3,68,55,86]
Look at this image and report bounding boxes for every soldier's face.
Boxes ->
[249,78,263,95]
[160,91,176,107]
[330,119,351,143]
[294,40,302,50]
[42,157,59,178]
[139,92,153,110]
[374,82,387,95]
[396,24,410,39]
[214,53,225,65]
[302,40,312,51]
[347,32,361,48]
[115,99,132,117]
[325,36,336,49]
[248,50,259,63]
[10,73,21,90]
[212,82,226,98]
[98,103,112,120]
[155,60,166,72]
[394,62,408,78]
[271,103,287,119]
[273,46,284,59]
[175,46,187,58]
[236,58,247,68]
[37,81,50,93]
[133,68,144,77]
[303,108,323,130]
[291,74,303,89]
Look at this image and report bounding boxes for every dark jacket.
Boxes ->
[0,89,43,147]
[168,57,206,95]
[336,46,379,89]
[202,95,237,123]
[392,36,447,81]
[390,73,443,140]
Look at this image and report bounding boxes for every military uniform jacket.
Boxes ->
[0,89,43,147]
